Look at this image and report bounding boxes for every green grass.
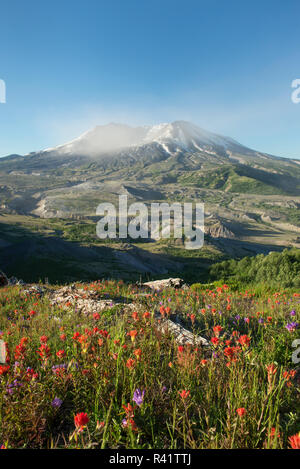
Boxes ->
[178,165,290,195]
[0,281,299,449]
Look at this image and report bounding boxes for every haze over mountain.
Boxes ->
[2,120,299,174]
[41,121,254,158]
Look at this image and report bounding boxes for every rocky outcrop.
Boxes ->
[155,312,211,350]
[205,221,235,239]
[47,282,209,351]
[142,278,186,291]
[49,285,135,314]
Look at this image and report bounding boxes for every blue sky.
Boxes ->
[1,0,300,158]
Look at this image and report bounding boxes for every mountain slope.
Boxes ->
[0,121,299,254]
[40,121,256,157]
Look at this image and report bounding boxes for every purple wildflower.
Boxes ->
[285,322,299,332]
[51,397,63,408]
[6,379,22,395]
[52,364,67,373]
[132,388,145,407]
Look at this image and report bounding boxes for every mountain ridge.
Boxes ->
[28,120,284,160]
[1,120,292,162]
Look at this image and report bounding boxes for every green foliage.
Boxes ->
[179,163,300,195]
[209,248,300,291]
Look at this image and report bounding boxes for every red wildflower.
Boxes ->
[128,418,138,431]
[269,427,280,439]
[213,325,223,336]
[26,368,38,380]
[179,390,190,400]
[74,412,89,431]
[283,369,296,387]
[224,346,235,360]
[40,335,48,343]
[236,407,247,417]
[238,335,251,347]
[211,337,219,346]
[126,358,135,369]
[14,337,28,360]
[37,344,51,360]
[0,365,10,375]
[132,311,139,321]
[134,348,142,360]
[128,330,138,342]
[56,349,65,359]
[266,363,277,383]
[122,403,135,418]
[289,432,300,449]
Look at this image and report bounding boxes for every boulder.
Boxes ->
[142,278,186,291]
[154,312,211,350]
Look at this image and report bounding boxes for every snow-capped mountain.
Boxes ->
[0,119,299,226]
[41,121,255,158]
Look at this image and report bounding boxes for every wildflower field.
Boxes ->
[0,281,299,449]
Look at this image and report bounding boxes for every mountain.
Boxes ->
[41,121,255,158]
[0,120,299,282]
[1,120,299,184]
